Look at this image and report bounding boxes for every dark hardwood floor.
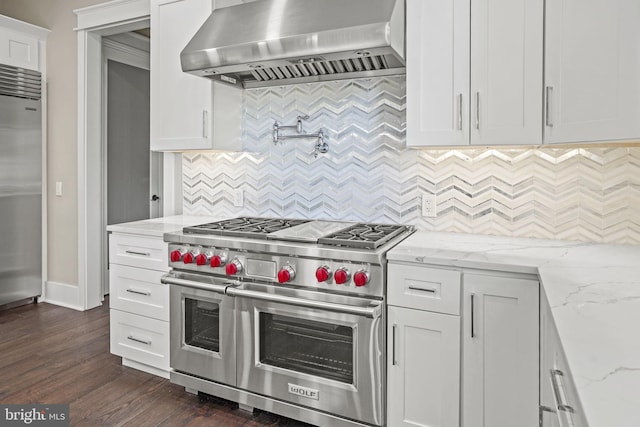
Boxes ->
[0,299,310,426]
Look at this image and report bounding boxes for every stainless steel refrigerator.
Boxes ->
[0,64,42,307]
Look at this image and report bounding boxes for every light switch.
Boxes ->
[55,181,63,197]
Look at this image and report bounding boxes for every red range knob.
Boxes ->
[315,266,331,283]
[183,252,194,264]
[354,270,370,287]
[195,253,209,266]
[170,250,183,262]
[334,268,350,285]
[210,254,226,268]
[277,266,295,284]
[226,259,242,276]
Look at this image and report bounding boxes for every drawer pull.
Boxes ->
[125,250,151,257]
[127,335,152,346]
[470,293,476,338]
[550,369,575,414]
[392,324,398,366]
[126,288,151,297]
[408,285,437,294]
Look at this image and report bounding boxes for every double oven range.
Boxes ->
[162,217,414,427]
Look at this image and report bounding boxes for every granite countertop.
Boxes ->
[106,215,221,237]
[388,231,640,427]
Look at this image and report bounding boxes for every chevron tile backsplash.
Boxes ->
[183,76,640,245]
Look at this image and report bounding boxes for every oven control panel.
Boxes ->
[167,244,384,296]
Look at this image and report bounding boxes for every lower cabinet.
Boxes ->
[387,262,540,427]
[387,307,461,427]
[108,232,170,378]
[461,273,539,427]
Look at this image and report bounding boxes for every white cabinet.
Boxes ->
[387,263,461,427]
[461,273,539,427]
[108,232,170,378]
[150,0,241,151]
[540,291,587,427]
[544,0,640,144]
[406,0,543,147]
[0,15,49,72]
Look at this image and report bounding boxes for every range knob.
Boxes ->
[334,268,350,285]
[354,270,370,287]
[315,266,332,283]
[170,249,184,263]
[195,253,210,266]
[277,265,296,284]
[182,252,195,264]
[210,254,227,268]
[225,259,243,276]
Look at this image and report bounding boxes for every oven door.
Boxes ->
[163,272,236,386]
[230,283,385,426]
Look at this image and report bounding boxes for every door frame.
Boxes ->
[102,36,157,297]
[75,0,181,310]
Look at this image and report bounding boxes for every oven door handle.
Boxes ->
[226,287,382,319]
[160,274,229,294]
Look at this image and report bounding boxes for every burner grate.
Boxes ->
[318,223,409,249]
[183,217,311,238]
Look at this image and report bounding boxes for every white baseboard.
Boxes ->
[42,281,84,311]
[122,358,170,379]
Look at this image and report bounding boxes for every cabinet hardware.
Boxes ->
[125,250,151,257]
[456,93,463,130]
[470,293,476,338]
[126,288,151,296]
[550,369,575,413]
[408,285,436,294]
[127,335,152,345]
[539,405,556,427]
[392,324,398,366]
[475,92,480,130]
[203,110,209,138]
[545,86,553,127]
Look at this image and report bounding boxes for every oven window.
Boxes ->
[184,298,220,352]
[259,313,354,384]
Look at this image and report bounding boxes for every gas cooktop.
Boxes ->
[182,217,411,250]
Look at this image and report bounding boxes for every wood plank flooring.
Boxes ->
[0,300,310,426]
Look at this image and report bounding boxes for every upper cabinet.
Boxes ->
[544,0,640,144]
[0,15,49,72]
[406,0,543,147]
[150,0,241,151]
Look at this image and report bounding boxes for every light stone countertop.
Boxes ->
[387,231,640,427]
[106,215,222,237]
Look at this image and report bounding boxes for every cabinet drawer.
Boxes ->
[388,264,461,315]
[110,309,169,371]
[109,264,168,321]
[109,233,168,271]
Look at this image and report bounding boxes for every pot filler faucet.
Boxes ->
[272,115,329,158]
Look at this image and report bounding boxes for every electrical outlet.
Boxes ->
[421,193,437,218]
[233,189,244,207]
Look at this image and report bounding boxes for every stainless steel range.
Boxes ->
[161,217,414,427]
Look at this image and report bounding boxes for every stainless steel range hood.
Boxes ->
[181,0,405,89]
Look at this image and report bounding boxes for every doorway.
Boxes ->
[101,34,161,297]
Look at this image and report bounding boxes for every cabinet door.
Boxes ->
[406,0,470,147]
[387,306,460,427]
[462,274,539,427]
[470,0,543,145]
[0,29,40,71]
[150,0,213,151]
[545,0,640,143]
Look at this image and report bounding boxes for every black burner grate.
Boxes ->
[183,217,311,238]
[318,223,409,249]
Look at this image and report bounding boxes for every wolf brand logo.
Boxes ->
[2,405,69,426]
[288,383,319,400]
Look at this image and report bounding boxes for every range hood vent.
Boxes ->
[181,0,405,89]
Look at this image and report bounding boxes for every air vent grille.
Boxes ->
[0,64,42,100]
[249,55,390,83]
